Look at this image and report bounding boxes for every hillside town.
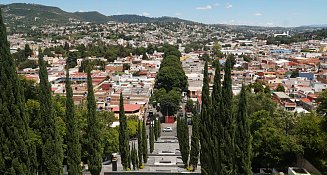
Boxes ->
[9,20,327,115]
[1,2,327,175]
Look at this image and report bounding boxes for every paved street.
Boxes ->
[100,121,199,174]
[160,123,177,137]
[99,99,198,174]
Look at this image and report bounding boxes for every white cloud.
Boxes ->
[225,3,233,9]
[196,5,212,10]
[142,12,150,16]
[266,22,274,26]
[254,12,262,16]
[175,13,182,16]
[213,3,220,6]
[78,10,84,12]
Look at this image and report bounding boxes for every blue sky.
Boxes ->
[2,0,326,27]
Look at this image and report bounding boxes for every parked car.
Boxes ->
[163,127,173,132]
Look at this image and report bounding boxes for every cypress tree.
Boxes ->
[119,92,129,170]
[177,116,188,167]
[220,56,236,174]
[200,61,211,175]
[211,59,223,174]
[176,116,181,156]
[0,8,31,174]
[158,118,161,138]
[154,118,158,141]
[28,139,38,175]
[235,85,252,175]
[137,120,143,166]
[24,44,32,58]
[177,116,180,140]
[86,67,102,175]
[149,122,154,153]
[65,66,81,175]
[127,145,131,170]
[142,119,148,163]
[38,51,64,175]
[189,109,200,170]
[131,143,135,170]
[180,117,189,167]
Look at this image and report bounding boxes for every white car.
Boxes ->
[163,127,173,132]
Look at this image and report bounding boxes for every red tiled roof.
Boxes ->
[147,73,156,78]
[112,104,141,112]
[24,75,37,80]
[300,98,311,103]
[288,62,298,66]
[307,94,318,98]
[138,71,148,75]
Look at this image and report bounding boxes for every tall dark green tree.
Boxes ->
[154,118,158,141]
[189,106,200,170]
[235,85,252,175]
[86,67,102,175]
[119,92,129,170]
[200,61,212,175]
[149,122,154,153]
[126,145,132,170]
[0,8,31,175]
[211,59,223,174]
[65,66,81,175]
[220,56,236,174]
[317,90,327,117]
[155,53,188,92]
[186,99,194,112]
[157,118,161,138]
[137,120,143,166]
[177,116,181,143]
[290,70,299,78]
[184,117,189,166]
[275,83,285,92]
[178,117,189,167]
[64,42,70,51]
[131,143,136,170]
[38,51,64,175]
[142,119,148,163]
[24,43,33,58]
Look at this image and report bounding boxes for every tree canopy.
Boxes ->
[0,8,31,174]
[155,53,188,92]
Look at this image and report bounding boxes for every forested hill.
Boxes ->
[110,15,193,24]
[266,28,327,45]
[0,3,195,27]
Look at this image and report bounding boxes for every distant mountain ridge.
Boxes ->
[299,24,327,28]
[1,3,326,31]
[110,14,193,24]
[74,11,110,24]
[0,3,196,26]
